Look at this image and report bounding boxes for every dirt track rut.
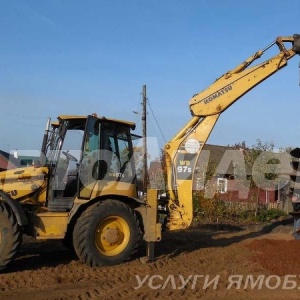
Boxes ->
[1,220,300,299]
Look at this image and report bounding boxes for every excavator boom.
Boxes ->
[164,34,300,231]
[2,34,300,271]
[190,35,300,116]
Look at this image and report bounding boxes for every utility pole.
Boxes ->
[142,85,148,193]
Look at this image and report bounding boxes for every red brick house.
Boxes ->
[0,150,20,171]
[195,144,282,203]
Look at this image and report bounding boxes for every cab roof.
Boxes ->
[55,114,136,130]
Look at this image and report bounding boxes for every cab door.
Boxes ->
[78,116,100,199]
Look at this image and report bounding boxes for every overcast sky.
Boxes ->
[0,0,300,152]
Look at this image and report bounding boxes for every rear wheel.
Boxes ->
[73,200,140,267]
[0,202,22,271]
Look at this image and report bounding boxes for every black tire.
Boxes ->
[0,202,22,271]
[73,200,140,267]
[62,233,75,253]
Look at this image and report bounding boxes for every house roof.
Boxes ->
[0,150,20,170]
[200,144,297,178]
[199,144,252,176]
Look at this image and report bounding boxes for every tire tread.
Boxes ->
[0,202,22,271]
[73,200,140,267]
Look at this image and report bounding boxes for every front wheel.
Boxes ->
[73,200,140,267]
[0,202,22,271]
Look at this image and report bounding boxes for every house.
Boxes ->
[10,149,42,167]
[0,150,41,171]
[195,144,284,203]
[0,150,20,171]
[146,143,283,203]
[195,144,251,192]
[18,155,40,167]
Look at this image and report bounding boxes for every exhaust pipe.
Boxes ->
[40,117,51,162]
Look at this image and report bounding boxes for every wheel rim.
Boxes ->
[95,216,130,256]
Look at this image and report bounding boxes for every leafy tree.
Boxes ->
[133,146,150,180]
[148,149,167,190]
[231,139,278,189]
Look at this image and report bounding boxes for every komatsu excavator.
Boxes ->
[0,34,300,271]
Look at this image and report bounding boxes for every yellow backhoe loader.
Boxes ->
[0,34,300,271]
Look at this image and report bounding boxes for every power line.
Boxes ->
[147,111,165,150]
[147,98,167,144]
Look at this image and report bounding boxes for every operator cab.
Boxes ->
[45,114,137,211]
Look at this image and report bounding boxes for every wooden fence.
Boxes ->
[220,199,293,214]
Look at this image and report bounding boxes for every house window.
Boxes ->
[217,178,228,193]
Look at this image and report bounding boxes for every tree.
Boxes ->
[148,149,167,190]
[133,146,149,181]
[230,139,278,189]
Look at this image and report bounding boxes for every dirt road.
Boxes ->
[1,218,300,300]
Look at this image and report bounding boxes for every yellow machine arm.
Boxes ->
[164,34,300,230]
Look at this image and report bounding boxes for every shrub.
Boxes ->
[255,208,286,222]
[193,192,287,224]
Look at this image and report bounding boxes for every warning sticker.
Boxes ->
[184,139,201,154]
